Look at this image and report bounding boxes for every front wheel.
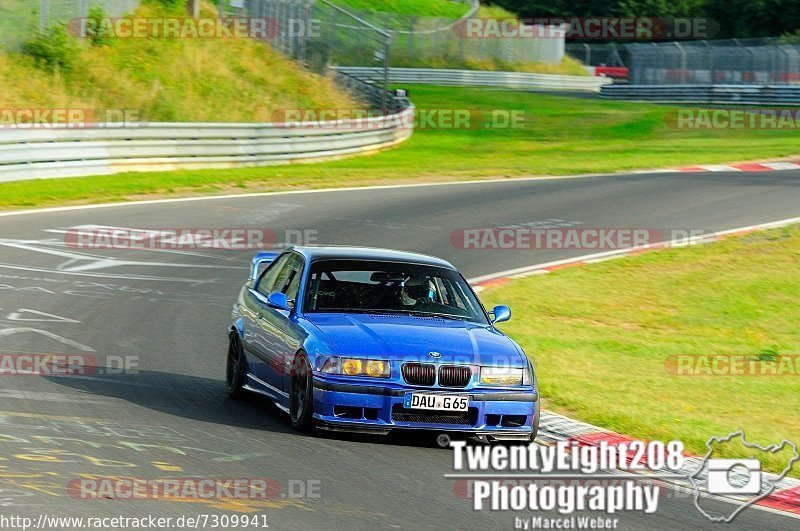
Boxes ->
[289,352,314,432]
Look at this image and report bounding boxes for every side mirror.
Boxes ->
[491,305,511,324]
[250,251,279,280]
[267,292,292,312]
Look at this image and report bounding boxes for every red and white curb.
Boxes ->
[468,216,800,519]
[675,160,800,173]
[626,159,800,174]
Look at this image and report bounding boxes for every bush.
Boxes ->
[85,6,111,47]
[779,30,800,44]
[21,24,81,72]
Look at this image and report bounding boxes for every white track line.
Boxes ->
[2,159,798,218]
[0,174,618,218]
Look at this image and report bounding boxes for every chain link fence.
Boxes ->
[391,21,565,68]
[223,0,315,63]
[339,5,565,68]
[625,39,800,85]
[0,0,139,50]
[224,0,392,69]
[357,7,564,67]
[232,1,564,71]
[228,0,393,109]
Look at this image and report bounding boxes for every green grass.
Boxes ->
[1,85,799,210]
[331,0,470,18]
[481,226,800,476]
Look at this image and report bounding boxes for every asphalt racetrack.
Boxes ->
[0,170,799,529]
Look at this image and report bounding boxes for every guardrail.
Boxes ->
[335,67,612,92]
[601,84,800,105]
[0,102,414,183]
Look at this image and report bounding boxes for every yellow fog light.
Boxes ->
[342,358,363,376]
[365,360,390,378]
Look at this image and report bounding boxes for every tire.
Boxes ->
[226,333,247,399]
[289,351,314,432]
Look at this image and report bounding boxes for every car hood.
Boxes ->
[303,313,525,367]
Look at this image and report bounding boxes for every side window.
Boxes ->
[284,270,302,303]
[274,254,304,302]
[256,254,290,296]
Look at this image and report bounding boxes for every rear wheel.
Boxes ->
[226,333,247,399]
[290,352,314,432]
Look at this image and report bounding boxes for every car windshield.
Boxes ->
[303,259,489,324]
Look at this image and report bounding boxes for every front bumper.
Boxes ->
[312,377,537,437]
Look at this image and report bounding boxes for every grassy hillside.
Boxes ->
[0,1,358,123]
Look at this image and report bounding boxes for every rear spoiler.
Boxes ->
[250,251,280,280]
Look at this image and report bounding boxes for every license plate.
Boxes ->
[403,393,469,412]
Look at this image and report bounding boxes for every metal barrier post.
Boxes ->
[675,42,686,84]
[382,33,392,111]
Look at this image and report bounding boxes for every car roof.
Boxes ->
[289,246,457,270]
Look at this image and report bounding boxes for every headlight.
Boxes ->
[342,358,362,376]
[321,357,390,378]
[365,360,389,377]
[480,366,525,386]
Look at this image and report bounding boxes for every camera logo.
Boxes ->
[690,431,799,523]
[706,459,761,495]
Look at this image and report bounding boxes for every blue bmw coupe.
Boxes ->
[228,247,539,442]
